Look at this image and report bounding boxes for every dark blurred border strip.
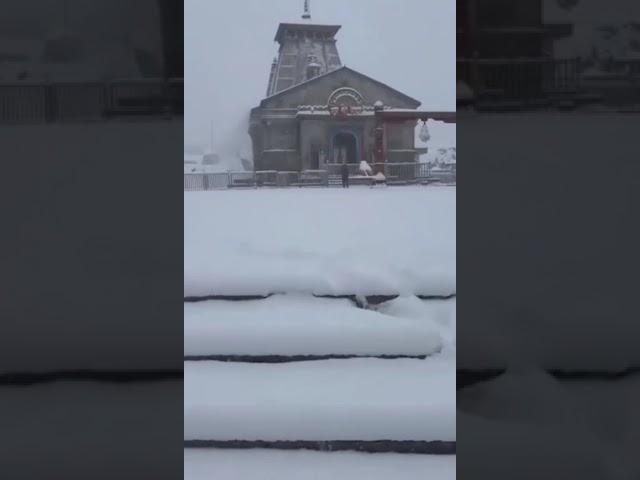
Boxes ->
[458,367,640,389]
[0,370,183,386]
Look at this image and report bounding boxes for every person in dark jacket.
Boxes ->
[341,162,349,188]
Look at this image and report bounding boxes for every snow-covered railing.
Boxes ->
[324,162,455,185]
[255,170,278,186]
[184,164,455,191]
[0,78,183,124]
[184,172,230,191]
[229,171,257,188]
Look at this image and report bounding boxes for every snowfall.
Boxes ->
[183,112,640,479]
[184,185,457,479]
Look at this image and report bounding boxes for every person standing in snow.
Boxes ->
[341,161,349,188]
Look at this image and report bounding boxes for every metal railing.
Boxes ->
[0,78,183,124]
[326,163,452,184]
[184,164,455,191]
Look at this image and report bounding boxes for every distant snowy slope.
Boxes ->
[422,147,456,167]
[184,152,246,173]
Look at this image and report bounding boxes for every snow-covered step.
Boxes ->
[184,293,456,303]
[184,357,455,448]
[185,449,456,480]
[184,188,456,299]
[184,295,443,360]
[375,295,456,351]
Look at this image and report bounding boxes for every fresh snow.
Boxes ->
[184,187,456,297]
[184,295,443,357]
[184,449,456,480]
[376,296,456,352]
[184,357,455,442]
[359,160,372,175]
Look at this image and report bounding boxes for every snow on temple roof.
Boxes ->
[260,66,421,107]
[274,23,341,43]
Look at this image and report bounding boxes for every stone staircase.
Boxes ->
[183,292,456,474]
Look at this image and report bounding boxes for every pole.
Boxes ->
[302,0,311,20]
[210,120,214,154]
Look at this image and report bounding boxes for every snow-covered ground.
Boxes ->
[185,449,456,480]
[184,187,456,297]
[184,183,456,477]
[376,296,456,352]
[185,295,449,358]
[184,356,455,442]
[184,294,456,445]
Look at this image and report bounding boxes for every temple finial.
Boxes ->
[302,0,311,20]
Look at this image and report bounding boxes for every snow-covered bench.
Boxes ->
[348,175,375,186]
[349,172,387,186]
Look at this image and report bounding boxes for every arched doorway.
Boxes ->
[332,132,359,163]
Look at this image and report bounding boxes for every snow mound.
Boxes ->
[184,295,443,357]
[359,160,372,175]
[184,357,455,442]
[376,296,456,352]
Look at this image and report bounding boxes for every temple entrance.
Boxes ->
[310,146,320,169]
[332,132,358,163]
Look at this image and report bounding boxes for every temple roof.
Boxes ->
[274,23,341,43]
[256,65,421,110]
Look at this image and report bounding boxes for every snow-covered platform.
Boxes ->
[184,187,455,298]
[184,357,455,445]
[184,295,447,359]
[185,449,456,480]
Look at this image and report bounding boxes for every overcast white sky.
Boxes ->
[185,0,456,153]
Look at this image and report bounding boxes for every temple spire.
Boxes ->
[302,0,311,20]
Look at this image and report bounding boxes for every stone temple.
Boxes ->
[249,11,426,172]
